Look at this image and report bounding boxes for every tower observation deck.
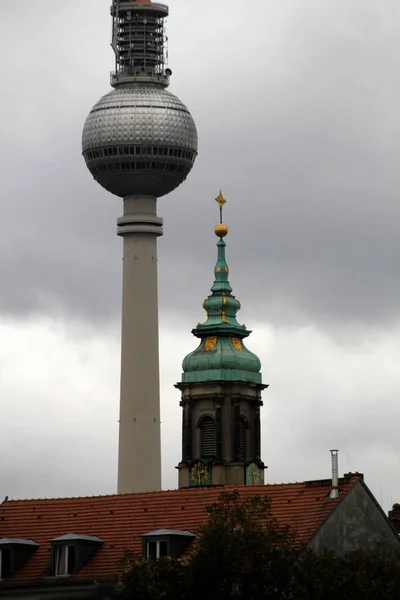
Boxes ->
[82,0,198,494]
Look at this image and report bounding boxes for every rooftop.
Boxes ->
[0,475,361,587]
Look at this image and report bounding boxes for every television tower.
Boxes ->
[82,0,198,494]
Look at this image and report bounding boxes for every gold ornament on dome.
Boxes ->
[215,223,228,238]
[215,191,228,237]
[232,338,243,351]
[222,296,228,323]
[215,190,227,210]
[204,336,217,351]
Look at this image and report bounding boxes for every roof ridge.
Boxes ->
[2,488,186,503]
[2,476,362,504]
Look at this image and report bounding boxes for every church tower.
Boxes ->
[176,193,267,488]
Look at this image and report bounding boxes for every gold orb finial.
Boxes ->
[215,191,228,237]
[215,223,228,237]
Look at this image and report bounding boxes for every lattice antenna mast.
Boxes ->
[111,0,170,88]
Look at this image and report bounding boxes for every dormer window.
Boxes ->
[54,544,76,576]
[142,529,195,561]
[146,540,167,561]
[50,534,103,578]
[0,539,39,580]
[0,548,11,579]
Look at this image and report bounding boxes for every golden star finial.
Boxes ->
[215,190,227,211]
[216,190,227,225]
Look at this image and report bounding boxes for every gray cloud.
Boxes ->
[1,0,400,331]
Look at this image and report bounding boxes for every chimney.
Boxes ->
[330,449,339,499]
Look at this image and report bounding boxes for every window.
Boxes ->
[0,539,39,579]
[146,540,168,561]
[142,530,195,561]
[239,417,246,460]
[50,534,103,578]
[200,416,216,458]
[54,545,75,576]
[0,548,11,579]
[234,408,249,461]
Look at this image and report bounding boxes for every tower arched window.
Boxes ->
[238,416,249,462]
[200,416,216,459]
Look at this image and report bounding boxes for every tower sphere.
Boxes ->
[82,84,198,198]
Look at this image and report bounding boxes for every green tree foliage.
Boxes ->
[118,552,190,600]
[190,490,299,599]
[118,490,400,600]
[293,544,400,600]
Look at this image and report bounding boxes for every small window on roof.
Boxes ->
[50,534,103,578]
[0,539,39,579]
[142,529,195,562]
[0,548,11,579]
[146,540,168,561]
[55,545,76,576]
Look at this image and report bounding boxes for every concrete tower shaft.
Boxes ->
[117,195,163,493]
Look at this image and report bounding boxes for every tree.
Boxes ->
[291,543,400,600]
[118,552,189,600]
[190,490,300,599]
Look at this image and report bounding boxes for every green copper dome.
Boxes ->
[182,202,262,385]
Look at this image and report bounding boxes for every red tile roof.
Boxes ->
[0,474,361,588]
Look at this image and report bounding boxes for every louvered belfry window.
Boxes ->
[200,417,216,458]
[239,418,246,461]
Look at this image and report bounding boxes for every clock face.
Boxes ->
[246,463,261,485]
[190,461,211,487]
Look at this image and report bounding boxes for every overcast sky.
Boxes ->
[1,0,400,513]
